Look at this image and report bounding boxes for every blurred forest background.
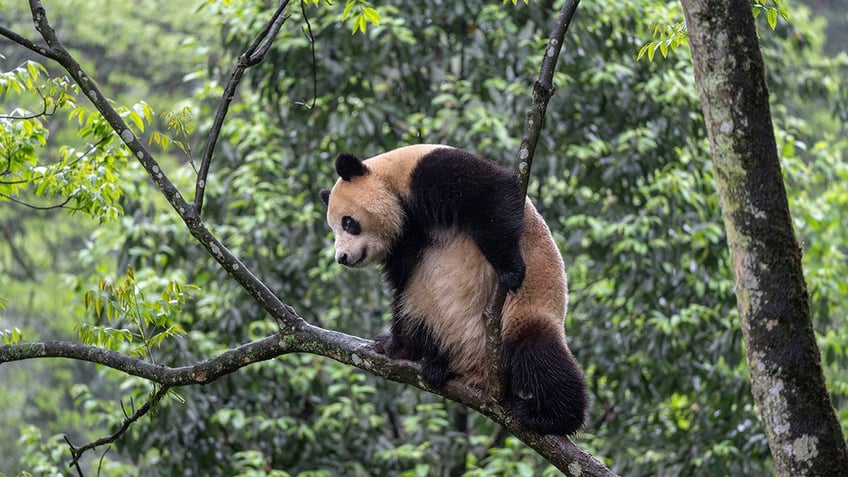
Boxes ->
[0,0,846,475]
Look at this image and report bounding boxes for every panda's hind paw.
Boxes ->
[421,362,450,388]
[421,357,454,388]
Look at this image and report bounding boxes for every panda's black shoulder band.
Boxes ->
[336,153,369,181]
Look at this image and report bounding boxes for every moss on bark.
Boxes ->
[680,0,848,474]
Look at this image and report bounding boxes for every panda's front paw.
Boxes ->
[373,333,391,355]
[374,333,407,358]
[374,333,418,360]
[498,263,526,292]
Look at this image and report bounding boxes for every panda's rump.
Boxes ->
[399,229,496,386]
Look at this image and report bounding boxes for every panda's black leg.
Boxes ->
[463,185,527,291]
[374,315,452,387]
[409,320,452,387]
[420,346,452,388]
[374,314,425,360]
[477,239,526,291]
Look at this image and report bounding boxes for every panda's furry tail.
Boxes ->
[503,329,588,436]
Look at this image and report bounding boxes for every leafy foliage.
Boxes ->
[150,106,196,168]
[753,0,791,30]
[0,60,156,218]
[0,327,26,344]
[339,0,382,34]
[638,20,688,61]
[638,0,791,62]
[78,267,191,357]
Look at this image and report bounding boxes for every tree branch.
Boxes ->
[0,22,63,63]
[295,0,318,109]
[485,0,581,406]
[194,0,292,216]
[0,192,73,210]
[0,325,614,476]
[0,88,58,120]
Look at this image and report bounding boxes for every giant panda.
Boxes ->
[319,144,587,436]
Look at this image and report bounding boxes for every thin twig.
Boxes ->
[65,385,170,468]
[0,89,58,120]
[63,435,84,477]
[97,446,110,477]
[194,0,292,216]
[295,1,318,109]
[0,192,73,210]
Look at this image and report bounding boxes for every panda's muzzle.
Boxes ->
[337,250,366,267]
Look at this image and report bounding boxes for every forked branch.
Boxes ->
[194,0,292,216]
[64,385,171,468]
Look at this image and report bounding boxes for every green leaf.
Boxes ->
[1,327,27,344]
[767,8,778,29]
[341,0,355,19]
[637,43,649,61]
[362,6,380,26]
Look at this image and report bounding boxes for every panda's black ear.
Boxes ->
[319,188,331,206]
[335,153,368,181]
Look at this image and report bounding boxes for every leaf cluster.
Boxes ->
[637,0,790,62]
[78,267,191,358]
[0,60,155,217]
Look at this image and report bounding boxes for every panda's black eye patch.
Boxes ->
[342,216,361,235]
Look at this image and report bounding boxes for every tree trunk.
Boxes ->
[679,0,848,474]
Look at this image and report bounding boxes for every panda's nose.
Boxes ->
[337,253,349,266]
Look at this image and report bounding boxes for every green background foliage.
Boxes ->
[1,0,846,475]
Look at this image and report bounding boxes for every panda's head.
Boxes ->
[320,153,404,268]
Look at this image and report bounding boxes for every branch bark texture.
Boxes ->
[680,0,848,474]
